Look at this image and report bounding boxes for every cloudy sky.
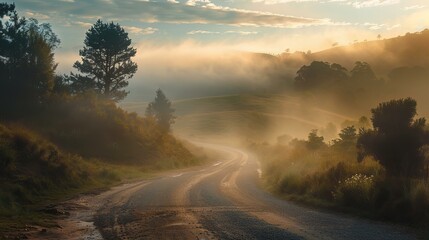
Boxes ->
[12,0,429,99]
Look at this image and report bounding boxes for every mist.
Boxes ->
[108,30,429,148]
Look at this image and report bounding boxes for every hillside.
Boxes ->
[280,29,429,77]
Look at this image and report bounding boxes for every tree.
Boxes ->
[339,126,357,143]
[357,98,429,178]
[333,126,357,151]
[350,61,377,82]
[358,116,371,129]
[307,129,325,150]
[294,61,348,90]
[0,4,59,115]
[73,20,137,101]
[145,89,176,132]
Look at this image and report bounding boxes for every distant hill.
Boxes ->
[281,29,429,77]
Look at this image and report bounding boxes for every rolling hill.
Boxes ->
[281,29,429,77]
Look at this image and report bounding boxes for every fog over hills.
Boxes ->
[126,29,429,103]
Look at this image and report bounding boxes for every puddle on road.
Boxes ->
[77,221,104,240]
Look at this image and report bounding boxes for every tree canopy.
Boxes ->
[350,61,377,82]
[72,20,137,101]
[294,61,348,90]
[332,126,357,151]
[307,129,325,150]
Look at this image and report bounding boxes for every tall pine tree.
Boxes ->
[73,20,137,101]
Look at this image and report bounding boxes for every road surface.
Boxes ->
[89,142,417,240]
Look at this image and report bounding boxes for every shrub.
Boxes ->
[333,173,375,208]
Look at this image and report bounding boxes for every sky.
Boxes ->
[12,0,429,99]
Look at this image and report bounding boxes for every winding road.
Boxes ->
[91,142,417,240]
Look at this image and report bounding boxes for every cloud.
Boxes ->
[73,21,93,28]
[349,0,400,8]
[15,0,339,28]
[253,0,400,8]
[135,0,335,28]
[186,0,211,6]
[252,0,322,4]
[188,30,220,34]
[124,26,158,34]
[404,5,425,11]
[24,11,50,20]
[225,31,258,35]
[188,30,258,35]
[362,22,386,30]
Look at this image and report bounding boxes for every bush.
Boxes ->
[333,174,375,208]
